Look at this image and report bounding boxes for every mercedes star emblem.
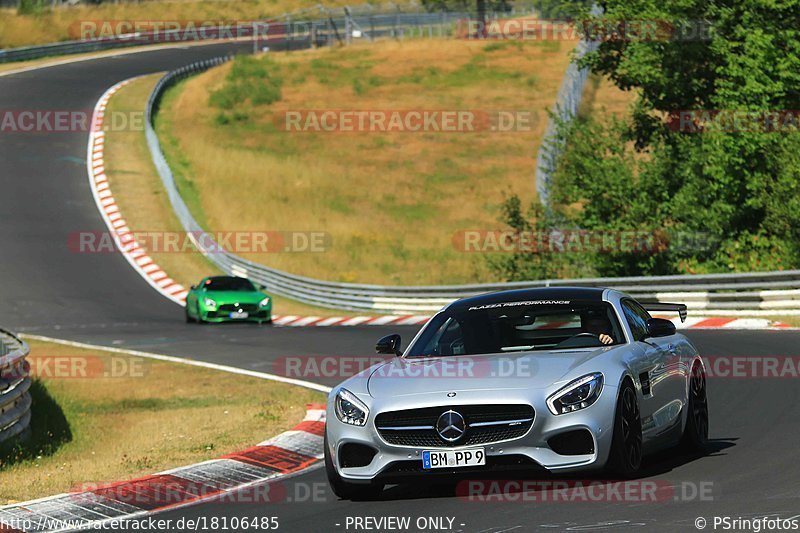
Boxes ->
[436,410,466,442]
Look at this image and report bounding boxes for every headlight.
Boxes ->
[334,388,369,426]
[259,297,271,307]
[547,373,604,415]
[203,298,217,309]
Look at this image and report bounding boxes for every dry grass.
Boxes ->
[0,0,365,48]
[0,339,324,504]
[157,37,576,285]
[104,74,349,316]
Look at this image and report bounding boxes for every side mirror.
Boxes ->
[375,334,402,356]
[646,318,676,338]
[260,285,268,291]
[190,285,197,290]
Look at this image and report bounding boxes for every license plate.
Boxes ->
[422,448,485,470]
[229,311,249,319]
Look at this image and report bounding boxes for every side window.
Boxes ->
[621,300,648,342]
[629,301,652,323]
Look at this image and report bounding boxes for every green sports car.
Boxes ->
[185,276,272,324]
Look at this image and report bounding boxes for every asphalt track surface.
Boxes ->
[2,42,800,532]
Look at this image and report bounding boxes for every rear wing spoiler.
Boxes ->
[641,302,688,323]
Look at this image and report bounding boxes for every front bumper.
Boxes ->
[201,306,272,323]
[326,386,619,483]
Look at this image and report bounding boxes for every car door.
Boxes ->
[620,300,667,440]
[624,299,683,436]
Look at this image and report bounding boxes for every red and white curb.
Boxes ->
[87,78,189,307]
[0,404,326,533]
[85,81,792,332]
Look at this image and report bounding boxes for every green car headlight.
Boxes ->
[259,297,271,307]
[203,298,217,309]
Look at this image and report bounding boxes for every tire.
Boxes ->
[607,379,643,478]
[681,362,709,452]
[185,306,196,323]
[324,434,383,500]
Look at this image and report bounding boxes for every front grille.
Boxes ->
[218,303,259,313]
[375,404,534,448]
[207,309,268,319]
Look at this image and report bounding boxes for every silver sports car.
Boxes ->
[325,287,709,499]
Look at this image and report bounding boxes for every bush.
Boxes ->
[209,55,282,116]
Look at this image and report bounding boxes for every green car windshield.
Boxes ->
[203,277,256,292]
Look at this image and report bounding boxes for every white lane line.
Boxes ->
[19,333,331,394]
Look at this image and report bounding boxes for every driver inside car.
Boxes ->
[582,313,615,345]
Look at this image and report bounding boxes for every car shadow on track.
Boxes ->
[350,438,738,502]
[636,437,737,478]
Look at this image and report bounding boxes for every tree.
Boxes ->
[491,0,800,280]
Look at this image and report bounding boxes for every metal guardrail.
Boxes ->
[143,57,800,315]
[0,329,32,444]
[0,10,497,64]
[535,3,602,204]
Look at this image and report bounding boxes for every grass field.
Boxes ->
[0,0,365,48]
[155,37,575,285]
[103,74,348,316]
[0,339,323,504]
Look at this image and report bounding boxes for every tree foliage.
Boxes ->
[493,0,800,280]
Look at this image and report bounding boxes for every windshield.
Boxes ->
[204,277,256,292]
[406,301,624,357]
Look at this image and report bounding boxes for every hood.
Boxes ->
[203,290,266,304]
[366,347,620,399]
